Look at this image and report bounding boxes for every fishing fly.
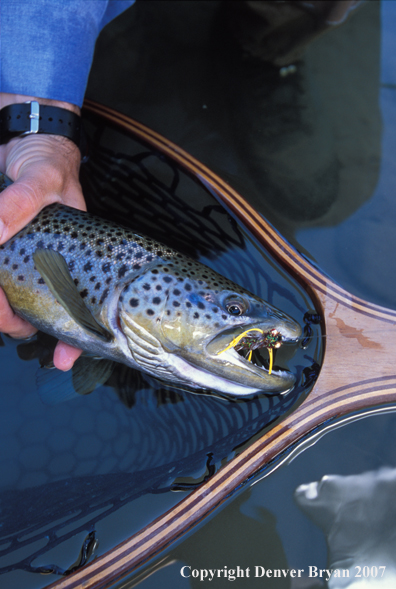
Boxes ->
[217,328,282,375]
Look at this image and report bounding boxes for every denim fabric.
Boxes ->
[0,1,135,106]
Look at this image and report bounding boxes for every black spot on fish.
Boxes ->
[197,302,205,310]
[147,309,154,316]
[155,284,162,291]
[96,239,104,246]
[80,243,86,250]
[129,298,139,307]
[19,248,26,256]
[91,297,97,305]
[95,283,101,291]
[116,253,124,261]
[184,284,192,291]
[166,310,171,316]
[105,277,112,285]
[12,264,18,270]
[89,276,96,282]
[84,261,93,272]
[212,307,218,313]
[96,250,104,258]
[68,244,76,253]
[222,314,227,320]
[118,265,128,279]
[107,245,113,253]
[164,276,172,283]
[80,289,88,299]
[100,288,109,304]
[36,240,44,249]
[173,301,180,307]
[173,289,181,296]
[143,283,150,291]
[153,297,161,305]
[73,278,79,286]
[68,261,75,271]
[4,258,9,265]
[132,264,141,270]
[147,255,153,262]
[102,262,110,273]
[38,278,45,285]
[71,231,78,239]
[193,312,199,319]
[152,269,158,275]
[186,302,192,308]
[17,275,24,281]
[135,251,143,259]
[163,267,169,272]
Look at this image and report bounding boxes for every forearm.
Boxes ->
[1,0,134,107]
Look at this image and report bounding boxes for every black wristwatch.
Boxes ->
[0,101,82,148]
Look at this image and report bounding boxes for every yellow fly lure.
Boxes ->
[217,328,282,375]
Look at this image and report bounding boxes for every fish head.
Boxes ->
[117,262,302,397]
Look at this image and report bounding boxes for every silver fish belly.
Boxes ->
[0,203,301,396]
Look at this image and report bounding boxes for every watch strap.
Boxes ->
[0,101,81,148]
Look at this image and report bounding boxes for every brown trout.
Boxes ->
[0,197,301,396]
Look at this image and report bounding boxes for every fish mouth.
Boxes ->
[202,322,302,394]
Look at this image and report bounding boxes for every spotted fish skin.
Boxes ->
[0,203,301,396]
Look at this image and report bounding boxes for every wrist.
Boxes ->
[0,95,83,151]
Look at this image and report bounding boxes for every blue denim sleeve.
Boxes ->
[0,0,135,107]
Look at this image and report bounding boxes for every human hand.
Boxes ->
[0,94,84,370]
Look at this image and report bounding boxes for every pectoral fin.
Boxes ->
[33,248,112,341]
[37,356,115,405]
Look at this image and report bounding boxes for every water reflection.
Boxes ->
[296,468,396,588]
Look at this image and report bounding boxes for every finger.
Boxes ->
[0,135,85,243]
[0,287,37,339]
[53,341,83,371]
[0,170,85,246]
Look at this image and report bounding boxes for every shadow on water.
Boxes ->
[0,120,321,586]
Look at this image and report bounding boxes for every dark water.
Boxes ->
[1,1,396,587]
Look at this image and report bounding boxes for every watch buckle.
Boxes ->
[22,101,40,135]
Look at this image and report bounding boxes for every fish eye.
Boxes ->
[224,297,247,316]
